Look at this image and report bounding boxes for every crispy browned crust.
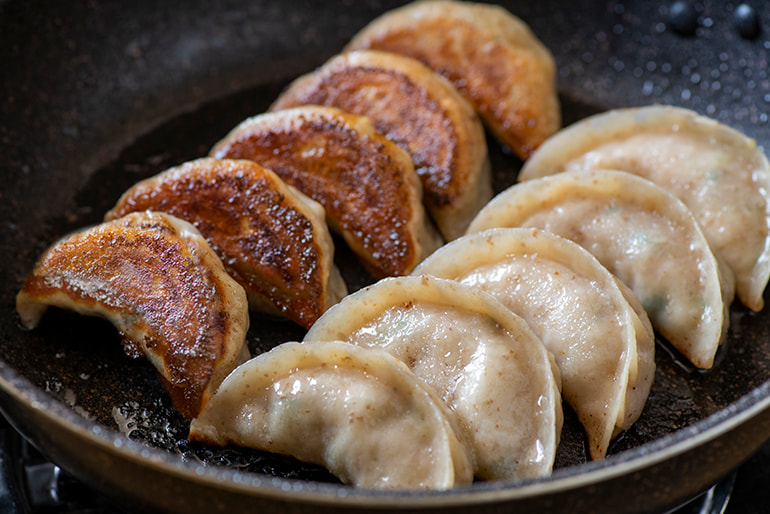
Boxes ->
[345,0,561,159]
[15,211,249,418]
[211,106,442,277]
[105,158,346,328]
[271,50,491,240]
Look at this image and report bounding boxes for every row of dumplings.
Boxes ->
[190,227,655,488]
[189,101,770,488]
[16,0,565,486]
[16,0,770,491]
[18,0,560,415]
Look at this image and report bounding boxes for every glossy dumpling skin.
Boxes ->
[468,169,733,370]
[519,105,770,312]
[211,106,442,278]
[305,275,563,481]
[414,227,655,460]
[271,50,491,240]
[345,0,560,159]
[16,211,250,418]
[189,341,474,490]
[105,158,347,329]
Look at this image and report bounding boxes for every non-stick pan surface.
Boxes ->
[3,0,770,512]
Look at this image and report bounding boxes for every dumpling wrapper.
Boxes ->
[519,105,770,311]
[467,169,733,370]
[305,275,563,481]
[106,157,347,329]
[345,0,560,159]
[270,50,491,240]
[414,227,655,460]
[189,340,474,490]
[16,211,250,418]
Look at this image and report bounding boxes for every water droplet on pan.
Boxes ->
[734,4,761,39]
[667,1,698,36]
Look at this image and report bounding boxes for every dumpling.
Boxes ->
[519,105,770,312]
[467,169,733,370]
[16,211,250,418]
[270,50,491,240]
[345,0,560,159]
[305,274,562,481]
[211,106,442,277]
[189,340,474,490]
[105,158,346,329]
[414,227,655,460]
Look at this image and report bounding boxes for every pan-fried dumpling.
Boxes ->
[270,50,491,240]
[519,105,770,312]
[211,106,442,277]
[189,341,474,490]
[414,227,655,460]
[16,211,250,418]
[467,169,733,370]
[345,0,560,159]
[105,158,347,329]
[305,275,562,481]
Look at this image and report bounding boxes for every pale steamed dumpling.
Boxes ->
[467,169,733,370]
[519,105,770,312]
[414,227,655,460]
[189,340,473,490]
[305,275,563,481]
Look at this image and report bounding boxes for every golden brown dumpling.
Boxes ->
[211,106,442,277]
[16,211,250,418]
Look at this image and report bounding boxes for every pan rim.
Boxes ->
[1,358,768,508]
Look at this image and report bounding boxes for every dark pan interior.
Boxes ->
[3,0,770,511]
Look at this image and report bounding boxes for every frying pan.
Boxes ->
[3,0,770,512]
